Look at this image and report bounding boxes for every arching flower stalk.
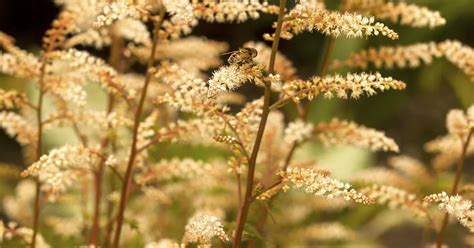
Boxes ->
[265,1,398,41]
[331,40,474,80]
[272,72,406,109]
[343,0,446,28]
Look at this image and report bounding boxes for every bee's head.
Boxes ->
[243,47,258,58]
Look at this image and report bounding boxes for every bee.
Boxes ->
[224,47,258,65]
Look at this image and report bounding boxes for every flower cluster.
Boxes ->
[361,184,428,217]
[330,42,443,70]
[279,167,374,204]
[350,168,415,190]
[388,156,432,184]
[0,32,41,78]
[183,212,229,246]
[136,158,214,185]
[3,180,36,225]
[425,135,474,172]
[192,0,275,23]
[289,222,358,242]
[145,240,182,248]
[313,118,399,152]
[0,221,50,248]
[0,111,37,146]
[424,192,474,232]
[425,105,474,171]
[208,63,264,97]
[21,145,99,200]
[0,90,27,110]
[343,0,446,28]
[47,49,129,100]
[282,72,406,101]
[143,36,228,74]
[164,0,195,24]
[331,40,474,80]
[283,119,314,144]
[154,62,226,116]
[439,40,474,80]
[232,98,264,150]
[93,0,145,28]
[270,4,398,40]
[446,107,474,137]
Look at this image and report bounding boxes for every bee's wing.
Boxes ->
[221,51,237,55]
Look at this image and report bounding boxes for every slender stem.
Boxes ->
[31,61,47,248]
[72,122,88,146]
[89,32,122,246]
[251,180,282,201]
[232,1,286,247]
[237,163,243,207]
[249,36,335,248]
[269,88,312,110]
[112,9,165,248]
[436,128,474,248]
[103,172,118,247]
[136,128,185,154]
[216,111,252,163]
[317,37,335,80]
[233,82,272,248]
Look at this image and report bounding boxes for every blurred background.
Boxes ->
[0,0,473,247]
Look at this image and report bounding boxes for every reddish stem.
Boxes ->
[31,61,47,248]
[89,31,122,246]
[111,9,165,247]
[436,128,474,248]
[232,1,287,246]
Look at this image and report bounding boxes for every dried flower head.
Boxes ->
[330,42,443,70]
[425,105,474,171]
[94,0,145,28]
[129,36,229,73]
[388,155,432,184]
[47,49,129,100]
[0,89,28,109]
[269,4,398,40]
[3,180,36,224]
[1,222,50,247]
[331,40,474,80]
[0,111,37,145]
[282,72,406,102]
[361,184,428,217]
[425,134,474,172]
[289,222,358,242]
[0,32,41,78]
[154,62,226,116]
[207,63,264,97]
[145,239,183,248]
[183,212,229,246]
[136,158,214,185]
[283,119,314,144]
[446,109,472,137]
[439,40,474,80]
[424,192,474,232]
[21,145,99,200]
[164,0,195,24]
[349,168,415,190]
[279,167,374,204]
[313,118,399,152]
[192,0,274,24]
[344,0,446,28]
